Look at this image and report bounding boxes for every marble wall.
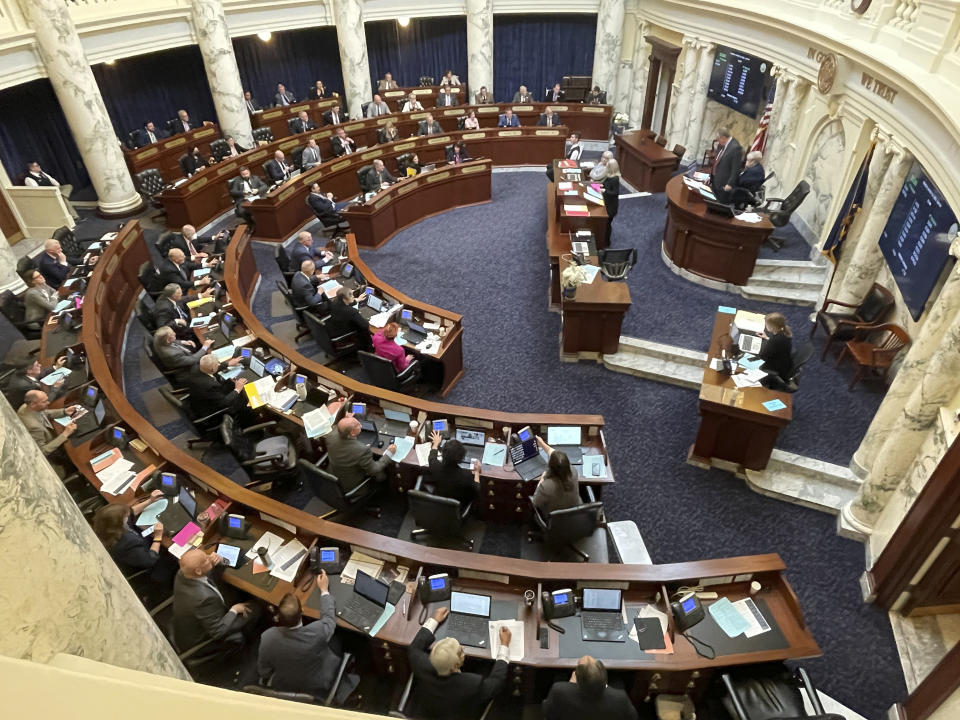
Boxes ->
[0,399,187,677]
[697,100,756,163]
[793,118,846,241]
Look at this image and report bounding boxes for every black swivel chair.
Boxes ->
[220,415,300,494]
[274,245,295,284]
[134,296,157,333]
[125,130,140,150]
[157,385,228,444]
[298,457,382,518]
[242,652,355,706]
[527,487,607,562]
[209,138,229,161]
[276,280,313,343]
[53,225,90,256]
[357,350,420,392]
[721,665,843,720]
[395,153,414,175]
[390,674,493,720]
[597,247,637,281]
[138,261,164,300]
[252,127,274,144]
[456,117,466,130]
[303,310,360,362]
[291,146,305,170]
[758,180,811,251]
[0,290,43,341]
[406,477,474,550]
[355,164,374,192]
[134,168,168,221]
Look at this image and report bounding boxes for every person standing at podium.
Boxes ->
[710,127,742,203]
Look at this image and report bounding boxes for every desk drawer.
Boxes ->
[481,500,530,522]
[481,479,533,500]
[371,640,408,676]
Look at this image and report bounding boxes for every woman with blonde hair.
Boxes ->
[378,119,399,144]
[759,312,793,387]
[602,159,621,243]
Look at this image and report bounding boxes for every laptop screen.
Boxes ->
[366,295,383,312]
[178,487,197,518]
[93,399,106,425]
[582,588,621,611]
[450,591,491,617]
[249,355,265,377]
[383,408,410,423]
[354,570,389,606]
[547,426,581,446]
[456,428,485,446]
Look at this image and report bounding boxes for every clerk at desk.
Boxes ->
[360,159,396,194]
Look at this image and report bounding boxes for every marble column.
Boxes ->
[683,40,715,164]
[466,0,494,101]
[763,70,810,198]
[330,0,373,120]
[628,21,651,127]
[190,0,254,147]
[852,238,960,475]
[591,0,625,104]
[843,290,960,530]
[0,229,26,294]
[0,399,188,676]
[614,60,634,115]
[17,0,141,216]
[666,37,698,150]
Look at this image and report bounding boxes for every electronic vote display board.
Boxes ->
[707,46,769,118]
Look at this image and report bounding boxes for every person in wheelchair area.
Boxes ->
[731,151,766,209]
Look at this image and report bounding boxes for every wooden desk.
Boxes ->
[690,311,793,472]
[663,175,774,286]
[341,160,492,248]
[615,131,680,193]
[250,97,342,139]
[559,256,631,361]
[123,124,221,185]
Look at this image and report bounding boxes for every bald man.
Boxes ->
[324,416,397,492]
[172,548,256,653]
[158,247,211,293]
[265,150,294,184]
[36,238,79,289]
[360,159,396,194]
[17,389,77,455]
[543,655,637,720]
[166,224,221,262]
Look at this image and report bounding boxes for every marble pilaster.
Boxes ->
[17,0,141,216]
[666,37,698,150]
[844,296,960,530]
[614,60,634,115]
[466,0,494,100]
[190,0,254,147]
[683,41,715,164]
[0,399,188,676]
[591,0,625,104]
[331,0,373,120]
[763,70,810,198]
[0,229,26,294]
[628,21,651,127]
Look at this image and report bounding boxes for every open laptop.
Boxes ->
[72,398,107,439]
[158,486,198,535]
[454,428,486,469]
[580,588,626,642]
[546,426,583,465]
[356,419,381,448]
[374,408,413,438]
[509,426,548,481]
[730,324,764,355]
[359,292,385,320]
[337,570,389,632]
[397,310,428,344]
[446,591,492,648]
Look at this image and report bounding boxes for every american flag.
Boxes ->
[749,83,777,155]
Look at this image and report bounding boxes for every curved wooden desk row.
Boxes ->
[340,159,493,249]
[47,220,818,701]
[162,127,567,240]
[124,123,222,185]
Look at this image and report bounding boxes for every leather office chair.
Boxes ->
[456,117,466,130]
[165,620,244,676]
[134,168,168,221]
[125,130,139,149]
[137,261,164,300]
[527,487,607,562]
[165,118,180,136]
[357,350,420,392]
[407,477,474,550]
[261,162,275,184]
[157,385,227,444]
[811,282,894,360]
[355,164,374,192]
[730,171,776,210]
[53,225,89,256]
[303,310,360,362]
[220,415,300,493]
[242,652,355,706]
[298,456,382,517]
[16,255,35,276]
[721,665,843,720]
[598,247,637,281]
[252,127,274,144]
[209,138,229,161]
[291,146,305,170]
[390,673,494,719]
[395,153,414,174]
[836,323,910,390]
[274,245,295,283]
[0,291,43,341]
[178,153,193,177]
[758,180,811,251]
[276,280,313,343]
[135,296,157,333]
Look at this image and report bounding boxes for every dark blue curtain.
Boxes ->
[92,45,216,138]
[364,17,467,89]
[0,78,90,190]
[233,27,344,106]
[493,14,597,102]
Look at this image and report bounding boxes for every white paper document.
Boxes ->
[270,539,308,582]
[246,531,285,560]
[580,265,601,284]
[302,405,333,438]
[732,598,771,638]
[735,212,763,223]
[488,620,525,661]
[731,373,761,388]
[341,551,384,581]
[268,388,298,411]
[415,442,432,467]
[389,436,415,462]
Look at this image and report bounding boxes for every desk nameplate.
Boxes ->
[426,171,451,183]
[165,137,187,148]
[361,149,384,160]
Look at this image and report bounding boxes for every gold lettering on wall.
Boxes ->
[860,72,898,103]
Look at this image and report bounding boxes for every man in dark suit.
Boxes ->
[710,127,743,203]
[323,106,344,125]
[545,83,565,102]
[258,572,359,702]
[228,166,268,221]
[306,182,345,228]
[537,108,561,127]
[407,606,511,720]
[185,354,248,419]
[173,109,193,134]
[585,86,606,104]
[288,231,333,270]
[166,223,220,261]
[36,238,78,289]
[326,287,373,352]
[512,85,533,103]
[435,86,457,107]
[417,113,442,136]
[265,150,295,184]
[173,548,257,654]
[158,248,211,293]
[223,136,248,158]
[135,121,166,147]
[152,326,213,381]
[445,141,470,165]
[325,416,395,491]
[360,159,396,194]
[243,91,261,113]
[290,110,317,135]
[291,260,326,310]
[330,127,356,156]
[543,656,638,720]
[154,283,194,332]
[274,83,296,107]
[498,109,520,128]
[5,357,67,409]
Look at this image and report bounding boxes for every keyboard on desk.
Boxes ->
[446,613,488,647]
[580,613,624,632]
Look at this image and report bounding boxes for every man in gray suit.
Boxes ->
[365,94,391,118]
[21,268,59,322]
[173,548,257,653]
[258,570,359,701]
[153,326,212,379]
[18,390,78,473]
[417,113,443,136]
[325,416,396,492]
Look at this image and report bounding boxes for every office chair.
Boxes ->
[357,350,420,392]
[133,168,168,221]
[274,246,295,283]
[242,652,355,706]
[16,255,35,276]
[53,225,91,256]
[758,180,811,250]
[157,385,228,444]
[456,117,466,130]
[0,291,43,341]
[220,415,300,493]
[406,477,474,550]
[291,146,305,170]
[252,127,274,144]
[355,164,374,191]
[721,664,843,720]
[209,138,229,161]
[390,673,494,719]
[298,457,382,518]
[762,343,814,394]
[811,282,894,360]
[125,129,139,149]
[598,247,637,281]
[134,296,157,333]
[395,153,414,174]
[137,261,164,300]
[303,310,360,362]
[166,622,244,677]
[360,102,371,118]
[671,144,686,159]
[527,487,607,562]
[275,280,313,343]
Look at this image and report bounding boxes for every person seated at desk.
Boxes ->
[306,183,347,229]
[498,109,521,128]
[158,248,213,294]
[185,354,249,419]
[585,86,606,104]
[474,87,492,105]
[440,70,461,87]
[23,161,80,221]
[710,127,743,204]
[153,326,216,381]
[731,150,766,207]
[301,138,323,170]
[308,80,327,99]
[378,120,400,145]
[463,109,479,130]
[243,90,261,113]
[37,238,80,289]
[758,312,793,389]
[168,223,217,261]
[265,150,295,184]
[360,159,396,194]
[135,121,166,147]
[290,110,317,135]
[401,94,424,113]
[323,105,344,126]
[289,230,332,269]
[533,435,580,515]
[565,131,584,162]
[543,656,638,720]
[291,260,327,310]
[589,150,614,181]
[5,356,67,409]
[436,86,457,107]
[325,416,396,491]
[258,573,360,703]
[417,113,443,136]
[512,85,533,103]
[223,135,248,157]
[445,140,470,165]
[546,82,565,102]
[155,282,196,333]
[180,146,206,177]
[173,548,260,655]
[401,154,424,177]
[18,390,78,473]
[408,607,510,720]
[331,126,356,156]
[93,495,177,586]
[366,94,391,118]
[378,72,398,91]
[537,107,561,127]
[428,430,480,511]
[21,268,58,323]
[228,165,268,223]
[327,286,374,351]
[274,83,296,107]
[372,322,413,372]
[172,109,193,134]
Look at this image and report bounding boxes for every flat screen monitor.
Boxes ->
[707,45,770,118]
[878,161,958,320]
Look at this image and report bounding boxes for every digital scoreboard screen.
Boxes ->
[707,46,769,118]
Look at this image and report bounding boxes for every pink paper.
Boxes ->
[172,521,201,546]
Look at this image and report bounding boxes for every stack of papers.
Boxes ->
[212,345,236,362]
[580,265,601,284]
[581,454,607,478]
[219,365,243,380]
[414,442,431,467]
[564,204,589,217]
[136,499,168,527]
[709,597,751,637]
[302,405,333,438]
[369,310,392,329]
[558,182,574,191]
[488,620,525,661]
[481,442,506,467]
[342,551,385,581]
[97,459,139,495]
[270,539,308,582]
[319,279,341,299]
[231,334,256,348]
[268,388,298,411]
[244,376,278,409]
[246,531,285,561]
[734,310,765,334]
[735,212,763,223]
[731,373,761,388]
[389,436,415,461]
[40,368,71,386]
